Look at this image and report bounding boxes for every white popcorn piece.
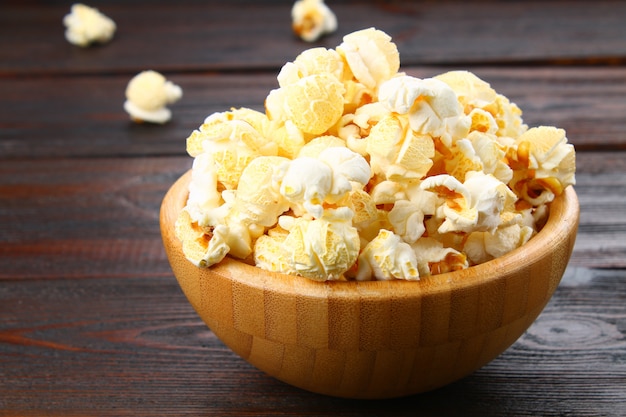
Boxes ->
[63,3,116,47]
[124,70,182,124]
[356,229,420,281]
[185,152,226,227]
[337,28,400,90]
[387,185,437,245]
[378,75,469,145]
[317,146,372,196]
[292,0,337,42]
[421,171,518,234]
[278,147,370,218]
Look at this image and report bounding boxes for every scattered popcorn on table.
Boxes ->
[176,27,576,282]
[124,70,182,124]
[63,3,116,47]
[292,0,337,42]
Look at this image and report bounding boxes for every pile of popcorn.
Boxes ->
[175,27,576,282]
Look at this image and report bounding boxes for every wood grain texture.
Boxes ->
[2,0,626,76]
[1,67,624,160]
[159,171,579,398]
[1,269,623,416]
[1,0,625,414]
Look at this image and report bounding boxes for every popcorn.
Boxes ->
[356,229,420,281]
[421,171,518,234]
[176,28,576,282]
[124,71,182,124]
[267,73,344,135]
[278,147,370,218]
[508,126,576,206]
[337,28,400,90]
[411,237,468,276]
[366,113,435,181]
[291,0,337,42]
[378,75,469,147]
[63,3,116,47]
[278,48,345,88]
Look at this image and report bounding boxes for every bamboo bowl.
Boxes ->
[160,170,579,399]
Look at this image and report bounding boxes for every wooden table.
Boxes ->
[1,1,625,415]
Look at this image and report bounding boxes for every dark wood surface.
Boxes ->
[1,1,625,416]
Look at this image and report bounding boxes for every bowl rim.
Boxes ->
[161,170,580,301]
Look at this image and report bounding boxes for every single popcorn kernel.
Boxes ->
[337,28,400,89]
[63,3,116,47]
[281,210,360,281]
[124,70,182,124]
[177,27,576,282]
[292,0,337,42]
[283,73,345,135]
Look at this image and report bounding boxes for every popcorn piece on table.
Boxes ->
[292,0,337,42]
[63,3,116,47]
[124,70,182,124]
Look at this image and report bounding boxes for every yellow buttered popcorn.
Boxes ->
[176,28,576,281]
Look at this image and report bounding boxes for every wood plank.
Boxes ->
[0,157,190,280]
[2,1,625,76]
[1,67,624,160]
[0,266,624,416]
[0,151,624,281]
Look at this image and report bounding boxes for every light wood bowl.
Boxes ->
[160,170,579,399]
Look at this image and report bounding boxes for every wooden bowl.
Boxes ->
[160,170,579,399]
